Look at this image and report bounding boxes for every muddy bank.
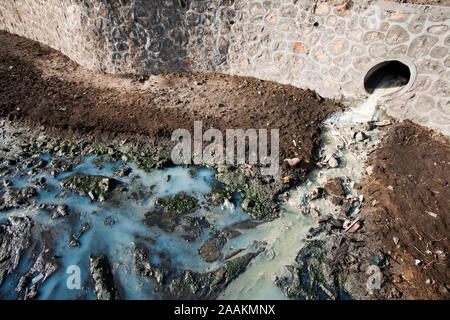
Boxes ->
[0,121,267,300]
[0,30,340,219]
[276,120,449,300]
[362,121,450,299]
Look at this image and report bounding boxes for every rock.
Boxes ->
[365,121,376,131]
[241,198,254,211]
[113,166,131,177]
[354,131,367,142]
[0,216,33,287]
[330,196,343,206]
[18,245,58,297]
[309,187,326,201]
[284,158,301,167]
[340,202,353,216]
[324,153,339,168]
[39,204,69,220]
[324,178,345,197]
[1,187,37,210]
[439,285,449,296]
[133,245,169,285]
[309,207,330,223]
[89,254,117,300]
[104,215,118,226]
[68,222,91,248]
[144,192,199,232]
[366,165,375,176]
[60,174,117,202]
[199,235,226,263]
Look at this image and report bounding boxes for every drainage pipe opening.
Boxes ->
[364,60,411,94]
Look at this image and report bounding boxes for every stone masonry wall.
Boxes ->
[0,0,449,135]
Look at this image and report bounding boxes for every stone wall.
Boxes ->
[0,0,449,135]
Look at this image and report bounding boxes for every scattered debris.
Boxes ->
[221,199,235,212]
[426,211,437,218]
[324,178,345,197]
[343,217,361,233]
[374,120,391,127]
[284,157,301,167]
[354,131,367,142]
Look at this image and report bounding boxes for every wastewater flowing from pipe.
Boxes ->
[219,77,405,300]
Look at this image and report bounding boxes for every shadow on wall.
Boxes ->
[132,0,190,73]
[129,0,234,74]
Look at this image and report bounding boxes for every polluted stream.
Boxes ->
[0,77,405,300]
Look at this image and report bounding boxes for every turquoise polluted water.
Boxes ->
[0,155,260,299]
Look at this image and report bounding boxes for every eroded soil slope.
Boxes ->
[0,31,338,167]
[363,121,449,299]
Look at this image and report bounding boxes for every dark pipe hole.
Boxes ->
[364,60,411,94]
[313,22,319,27]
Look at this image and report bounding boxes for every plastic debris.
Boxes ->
[282,176,290,184]
[374,120,391,127]
[327,114,340,121]
[426,211,437,218]
[374,256,389,268]
[344,217,360,233]
[31,273,44,285]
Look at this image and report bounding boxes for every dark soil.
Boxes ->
[363,121,450,299]
[388,0,450,5]
[0,30,339,175]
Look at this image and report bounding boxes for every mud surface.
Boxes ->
[0,31,338,170]
[363,121,450,299]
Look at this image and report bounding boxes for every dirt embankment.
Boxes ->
[363,121,450,299]
[0,31,338,163]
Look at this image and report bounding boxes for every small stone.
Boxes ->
[241,198,253,211]
[439,285,449,295]
[354,131,367,142]
[330,196,343,206]
[324,178,345,197]
[328,156,339,168]
[366,165,375,176]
